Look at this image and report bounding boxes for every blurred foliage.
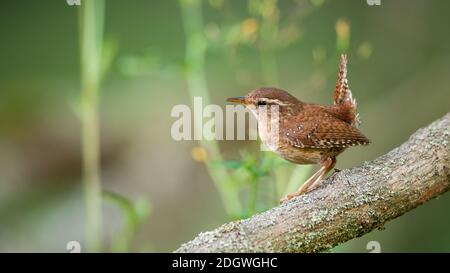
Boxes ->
[0,0,449,252]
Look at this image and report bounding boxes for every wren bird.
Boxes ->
[227,54,370,203]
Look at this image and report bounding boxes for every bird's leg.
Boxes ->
[305,157,336,193]
[280,164,327,203]
[280,157,336,203]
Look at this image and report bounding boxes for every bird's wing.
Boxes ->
[283,109,370,149]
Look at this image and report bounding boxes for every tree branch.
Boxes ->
[175,113,450,253]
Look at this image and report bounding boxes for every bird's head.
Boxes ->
[227,87,300,114]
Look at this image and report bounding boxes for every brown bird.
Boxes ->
[227,54,370,203]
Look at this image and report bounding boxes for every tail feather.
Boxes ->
[333,54,360,126]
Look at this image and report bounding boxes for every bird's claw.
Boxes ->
[279,192,305,204]
[279,194,293,204]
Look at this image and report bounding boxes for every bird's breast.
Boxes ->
[256,111,280,152]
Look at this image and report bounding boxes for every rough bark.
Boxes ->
[176,113,450,253]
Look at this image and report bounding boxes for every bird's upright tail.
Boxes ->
[333,54,360,126]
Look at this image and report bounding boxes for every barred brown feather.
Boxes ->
[282,103,370,150]
[333,54,360,126]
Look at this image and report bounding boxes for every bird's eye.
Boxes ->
[257,100,267,106]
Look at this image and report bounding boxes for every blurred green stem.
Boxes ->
[258,0,285,203]
[103,191,136,252]
[79,0,105,252]
[179,0,242,218]
[259,0,280,86]
[102,191,150,252]
[257,0,314,202]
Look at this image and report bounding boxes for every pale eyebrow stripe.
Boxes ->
[261,98,290,106]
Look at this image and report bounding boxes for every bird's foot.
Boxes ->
[279,190,307,204]
[279,194,294,204]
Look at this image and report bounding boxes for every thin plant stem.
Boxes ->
[256,0,314,202]
[259,0,280,87]
[102,191,139,252]
[258,0,284,204]
[179,0,242,219]
[79,0,105,252]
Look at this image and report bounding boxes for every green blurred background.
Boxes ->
[0,0,449,252]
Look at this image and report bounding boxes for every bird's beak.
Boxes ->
[226,96,246,104]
